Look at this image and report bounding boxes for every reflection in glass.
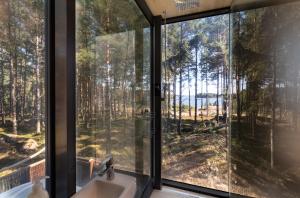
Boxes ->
[75,0,151,195]
[230,2,300,197]
[0,0,46,193]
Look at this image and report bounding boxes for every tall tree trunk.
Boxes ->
[35,35,41,134]
[194,48,198,123]
[216,65,219,123]
[0,62,5,125]
[236,13,242,137]
[132,83,135,118]
[113,93,117,120]
[76,72,81,125]
[15,53,20,124]
[177,24,183,135]
[178,64,182,135]
[123,32,130,119]
[163,24,167,118]
[21,58,27,124]
[10,58,17,134]
[222,63,227,115]
[241,75,244,114]
[221,63,223,115]
[122,82,127,119]
[167,77,171,120]
[173,74,176,121]
[105,43,112,154]
[101,84,105,127]
[293,78,298,132]
[284,80,288,120]
[188,64,191,117]
[7,0,17,130]
[236,69,241,137]
[105,5,112,154]
[200,64,203,121]
[131,56,136,118]
[206,65,208,117]
[270,62,276,169]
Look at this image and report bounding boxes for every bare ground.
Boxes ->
[162,117,300,198]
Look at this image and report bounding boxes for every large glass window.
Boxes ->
[162,2,300,198]
[161,15,230,192]
[230,1,300,197]
[0,0,46,194]
[75,0,151,195]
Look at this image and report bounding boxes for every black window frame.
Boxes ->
[46,0,76,197]
[138,1,300,198]
[44,0,300,197]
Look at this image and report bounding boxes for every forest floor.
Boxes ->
[2,113,300,198]
[162,116,300,198]
[0,127,45,177]
[76,118,151,174]
[230,119,300,198]
[162,119,229,191]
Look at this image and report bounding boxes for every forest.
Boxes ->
[161,2,300,198]
[1,0,300,197]
[161,13,230,192]
[75,0,152,186]
[0,0,46,192]
[230,4,300,198]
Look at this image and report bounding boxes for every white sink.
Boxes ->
[72,173,136,198]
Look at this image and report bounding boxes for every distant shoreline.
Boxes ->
[172,95,224,108]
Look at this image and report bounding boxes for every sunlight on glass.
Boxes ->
[75,0,151,194]
[0,0,46,194]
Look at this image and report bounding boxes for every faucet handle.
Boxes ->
[106,156,114,166]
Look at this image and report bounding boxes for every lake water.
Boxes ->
[169,95,224,107]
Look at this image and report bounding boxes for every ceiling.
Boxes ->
[144,0,291,19]
[145,0,231,19]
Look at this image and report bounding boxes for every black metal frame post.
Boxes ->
[150,24,155,182]
[133,1,156,197]
[134,0,154,25]
[45,0,54,196]
[44,0,300,198]
[152,16,162,190]
[48,0,76,197]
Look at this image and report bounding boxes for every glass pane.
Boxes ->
[0,0,46,195]
[230,1,300,197]
[75,0,151,195]
[161,15,230,192]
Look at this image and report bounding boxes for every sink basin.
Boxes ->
[73,180,124,198]
[72,173,136,198]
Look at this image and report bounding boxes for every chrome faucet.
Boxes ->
[89,155,115,180]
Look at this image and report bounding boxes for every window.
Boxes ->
[75,0,151,194]
[230,2,300,197]
[0,0,46,194]
[161,14,230,192]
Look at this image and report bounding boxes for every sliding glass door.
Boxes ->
[230,1,300,197]
[162,1,300,197]
[161,14,230,192]
[75,0,151,196]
